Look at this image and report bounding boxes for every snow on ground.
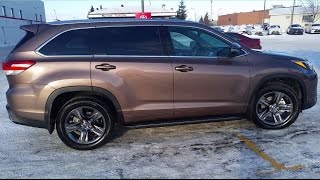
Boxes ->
[0,34,319,178]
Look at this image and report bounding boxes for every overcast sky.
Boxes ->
[43,0,296,22]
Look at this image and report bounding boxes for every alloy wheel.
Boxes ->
[255,91,294,126]
[64,106,107,144]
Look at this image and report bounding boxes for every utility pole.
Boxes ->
[262,0,266,24]
[290,0,296,25]
[141,0,145,13]
[210,0,213,21]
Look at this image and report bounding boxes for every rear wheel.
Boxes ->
[250,82,300,129]
[56,97,114,150]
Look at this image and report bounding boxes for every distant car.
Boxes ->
[287,24,304,35]
[305,24,320,34]
[246,25,264,36]
[268,25,282,35]
[228,26,243,33]
[211,26,224,33]
[225,32,262,49]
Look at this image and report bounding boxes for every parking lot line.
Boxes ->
[238,134,304,171]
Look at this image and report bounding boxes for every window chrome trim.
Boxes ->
[35,24,249,58]
[35,25,163,58]
[93,55,168,58]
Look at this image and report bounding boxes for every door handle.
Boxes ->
[175,65,193,72]
[95,63,116,71]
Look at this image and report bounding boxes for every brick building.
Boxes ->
[218,10,269,26]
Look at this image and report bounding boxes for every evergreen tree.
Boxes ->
[176,0,187,20]
[89,5,94,13]
[199,16,204,24]
[204,12,210,25]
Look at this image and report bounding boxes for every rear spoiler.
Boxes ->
[20,24,50,34]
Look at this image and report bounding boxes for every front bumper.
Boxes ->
[6,105,47,128]
[289,30,303,34]
[311,29,320,33]
[302,70,318,110]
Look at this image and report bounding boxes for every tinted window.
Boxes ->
[39,29,93,55]
[312,24,320,26]
[93,26,162,56]
[291,24,301,27]
[168,26,232,57]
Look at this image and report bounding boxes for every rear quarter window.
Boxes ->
[39,29,93,56]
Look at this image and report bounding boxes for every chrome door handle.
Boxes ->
[95,63,116,71]
[175,65,193,72]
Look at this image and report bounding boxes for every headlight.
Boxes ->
[292,60,314,70]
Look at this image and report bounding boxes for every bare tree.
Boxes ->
[300,0,320,23]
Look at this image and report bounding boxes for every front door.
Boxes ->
[165,26,251,119]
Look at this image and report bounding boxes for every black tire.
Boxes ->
[56,96,115,150]
[249,82,300,129]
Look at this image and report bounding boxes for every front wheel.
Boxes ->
[250,82,300,129]
[56,97,114,150]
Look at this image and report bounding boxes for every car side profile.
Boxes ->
[305,23,320,34]
[3,19,318,150]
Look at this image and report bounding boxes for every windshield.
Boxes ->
[291,24,301,27]
[270,25,280,28]
[312,24,320,27]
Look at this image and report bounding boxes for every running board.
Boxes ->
[123,116,244,129]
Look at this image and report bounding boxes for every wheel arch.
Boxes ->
[45,86,124,134]
[247,73,306,112]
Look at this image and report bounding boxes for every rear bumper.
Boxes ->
[6,105,47,128]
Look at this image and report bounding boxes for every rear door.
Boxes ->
[90,26,173,124]
[163,26,251,119]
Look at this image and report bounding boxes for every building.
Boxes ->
[218,10,269,26]
[269,6,320,28]
[0,0,46,46]
[217,6,320,29]
[88,4,176,19]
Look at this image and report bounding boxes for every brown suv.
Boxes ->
[3,19,317,150]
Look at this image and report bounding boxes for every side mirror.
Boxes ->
[230,42,242,55]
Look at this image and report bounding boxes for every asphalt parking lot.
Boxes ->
[0,33,320,178]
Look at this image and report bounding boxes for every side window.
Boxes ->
[168,27,232,57]
[225,33,241,41]
[39,29,93,56]
[93,26,162,56]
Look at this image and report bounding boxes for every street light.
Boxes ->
[191,7,197,22]
[217,8,222,16]
[217,8,222,25]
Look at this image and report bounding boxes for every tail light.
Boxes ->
[2,60,36,75]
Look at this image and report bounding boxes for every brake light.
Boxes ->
[2,60,36,75]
